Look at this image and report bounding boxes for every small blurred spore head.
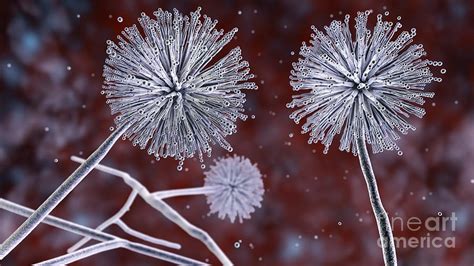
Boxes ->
[204,155,264,223]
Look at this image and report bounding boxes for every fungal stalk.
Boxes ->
[0,124,129,259]
[288,10,442,266]
[0,198,205,265]
[0,7,255,259]
[356,135,396,264]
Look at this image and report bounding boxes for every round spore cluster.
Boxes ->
[288,10,442,155]
[103,8,256,164]
[204,155,264,223]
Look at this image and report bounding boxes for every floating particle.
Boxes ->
[238,10,242,15]
[7,63,11,68]
[117,16,123,22]
[44,127,49,132]
[234,242,240,248]
[66,66,71,71]
[54,158,59,163]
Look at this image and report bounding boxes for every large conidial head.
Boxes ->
[102,8,256,164]
[204,155,264,223]
[287,10,443,155]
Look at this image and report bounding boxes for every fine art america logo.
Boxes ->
[378,213,457,249]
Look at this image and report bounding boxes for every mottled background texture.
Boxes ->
[0,0,473,265]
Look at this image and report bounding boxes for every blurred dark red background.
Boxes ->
[0,0,473,265]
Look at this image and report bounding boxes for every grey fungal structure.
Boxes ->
[103,8,256,164]
[287,10,442,266]
[0,8,256,260]
[204,155,264,223]
[288,10,442,156]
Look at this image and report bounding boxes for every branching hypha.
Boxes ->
[0,8,256,262]
[287,10,443,266]
[0,155,263,264]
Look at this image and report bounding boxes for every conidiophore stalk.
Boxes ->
[0,198,205,265]
[68,156,233,265]
[152,186,218,199]
[356,136,396,266]
[0,123,130,259]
